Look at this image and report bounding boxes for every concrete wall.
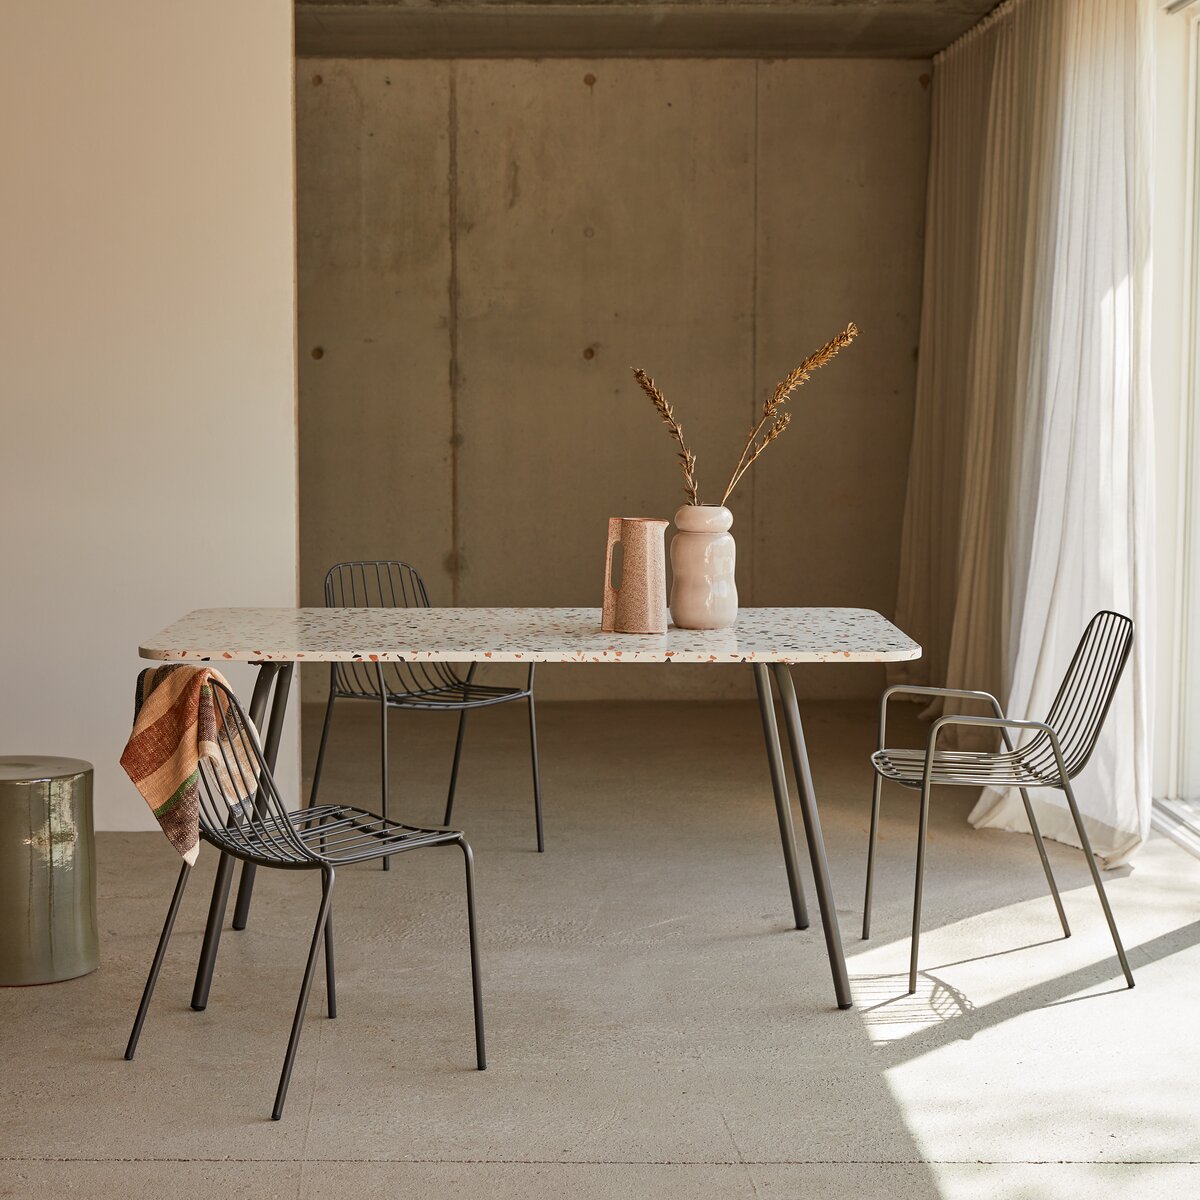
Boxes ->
[298,58,929,701]
[0,2,299,829]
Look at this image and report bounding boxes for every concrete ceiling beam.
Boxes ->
[295,1,1002,59]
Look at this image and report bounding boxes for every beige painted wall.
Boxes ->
[298,58,929,701]
[0,2,299,829]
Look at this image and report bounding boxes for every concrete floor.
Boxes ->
[3,698,1200,1199]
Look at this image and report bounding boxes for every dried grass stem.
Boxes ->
[720,322,858,505]
[632,322,857,507]
[632,367,699,505]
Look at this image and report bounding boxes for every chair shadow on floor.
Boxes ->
[850,918,1200,1064]
[852,972,976,1044]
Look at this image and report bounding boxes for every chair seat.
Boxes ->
[872,746,1062,789]
[260,804,461,864]
[335,680,529,710]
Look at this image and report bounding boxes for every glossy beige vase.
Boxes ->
[669,505,738,630]
[602,517,669,634]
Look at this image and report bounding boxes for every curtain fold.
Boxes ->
[892,0,1155,865]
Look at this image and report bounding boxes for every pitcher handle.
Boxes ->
[601,517,622,632]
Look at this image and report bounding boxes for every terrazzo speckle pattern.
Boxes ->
[140,607,922,665]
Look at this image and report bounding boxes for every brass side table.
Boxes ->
[0,757,99,985]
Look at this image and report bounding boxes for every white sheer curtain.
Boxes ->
[892,0,1156,865]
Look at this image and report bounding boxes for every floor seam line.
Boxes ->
[4,1157,1199,1167]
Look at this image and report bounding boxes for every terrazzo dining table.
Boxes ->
[139,606,921,1013]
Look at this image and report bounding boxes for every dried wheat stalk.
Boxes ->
[719,322,858,505]
[632,367,699,505]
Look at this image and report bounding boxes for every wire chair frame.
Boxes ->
[311,560,544,852]
[124,679,486,1120]
[861,611,1136,995]
[325,561,465,700]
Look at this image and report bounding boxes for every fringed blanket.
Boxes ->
[120,665,253,863]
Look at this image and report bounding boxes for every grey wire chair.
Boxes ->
[309,561,544,857]
[124,678,485,1121]
[862,610,1136,994]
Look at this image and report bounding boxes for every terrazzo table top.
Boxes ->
[140,607,921,666]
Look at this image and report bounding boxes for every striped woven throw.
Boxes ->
[120,665,256,864]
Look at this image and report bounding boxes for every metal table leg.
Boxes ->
[771,664,852,1010]
[190,663,291,1011]
[232,663,295,928]
[752,664,809,931]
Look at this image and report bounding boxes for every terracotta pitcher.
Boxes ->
[601,517,669,634]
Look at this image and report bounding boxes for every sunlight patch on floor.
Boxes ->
[848,840,1200,1193]
[928,1162,1200,1200]
[844,880,1145,1051]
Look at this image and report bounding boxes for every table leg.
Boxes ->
[232,663,295,929]
[770,664,852,1010]
[752,664,809,931]
[190,663,288,1011]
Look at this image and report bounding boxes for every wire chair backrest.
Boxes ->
[322,560,463,699]
[195,679,313,865]
[1040,610,1134,779]
[324,559,431,610]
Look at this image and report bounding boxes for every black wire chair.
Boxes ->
[309,560,544,856]
[124,678,485,1121]
[862,610,1136,994]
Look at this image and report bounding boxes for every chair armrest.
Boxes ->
[882,684,1005,709]
[877,685,1005,750]
[932,714,1050,734]
[923,713,1060,777]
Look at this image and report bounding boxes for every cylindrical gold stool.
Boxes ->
[0,757,99,985]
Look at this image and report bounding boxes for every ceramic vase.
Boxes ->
[601,517,669,634]
[669,505,737,630]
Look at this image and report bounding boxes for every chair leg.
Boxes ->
[324,903,337,1019]
[527,690,544,853]
[458,838,487,1070]
[863,771,883,940]
[273,867,336,1120]
[1060,777,1135,988]
[1018,787,1071,938]
[444,708,470,827]
[125,862,191,1060]
[377,664,390,872]
[308,687,338,812]
[909,779,933,994]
